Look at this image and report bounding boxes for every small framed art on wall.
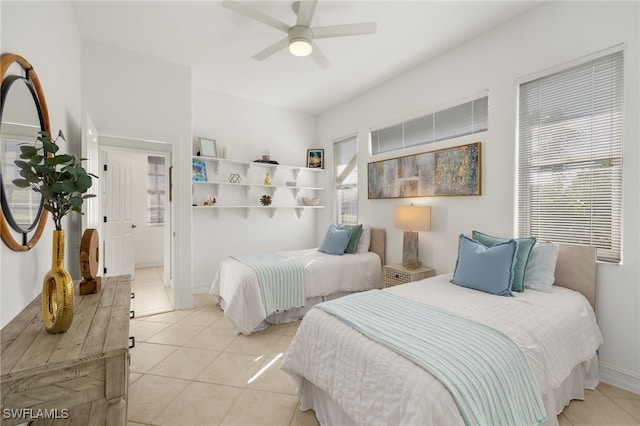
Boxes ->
[307,149,324,169]
[192,160,208,182]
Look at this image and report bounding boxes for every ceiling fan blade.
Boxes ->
[310,42,331,69]
[312,22,377,39]
[222,0,290,33]
[252,37,289,61]
[295,0,317,27]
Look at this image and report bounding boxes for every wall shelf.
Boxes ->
[192,156,325,178]
[192,180,323,198]
[193,205,324,218]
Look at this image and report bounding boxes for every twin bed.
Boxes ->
[281,242,602,426]
[210,231,603,425]
[209,227,385,335]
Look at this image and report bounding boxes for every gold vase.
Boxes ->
[42,230,74,334]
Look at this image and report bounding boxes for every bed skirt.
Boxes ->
[297,355,600,426]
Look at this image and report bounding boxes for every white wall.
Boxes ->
[191,88,318,292]
[317,1,640,393]
[81,39,193,309]
[1,1,82,327]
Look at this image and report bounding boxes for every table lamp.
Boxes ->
[394,205,431,269]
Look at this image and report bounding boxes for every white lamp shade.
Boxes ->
[394,205,431,231]
[289,38,313,56]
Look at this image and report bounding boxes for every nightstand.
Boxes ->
[383,264,435,287]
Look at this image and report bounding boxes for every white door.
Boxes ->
[103,149,136,278]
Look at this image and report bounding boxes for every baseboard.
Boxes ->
[599,362,640,395]
[192,282,211,294]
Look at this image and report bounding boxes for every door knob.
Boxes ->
[131,224,137,229]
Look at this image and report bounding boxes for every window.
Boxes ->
[370,94,488,155]
[334,135,358,225]
[147,156,166,224]
[517,50,623,263]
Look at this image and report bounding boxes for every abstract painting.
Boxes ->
[368,142,481,199]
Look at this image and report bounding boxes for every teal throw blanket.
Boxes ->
[232,253,305,317]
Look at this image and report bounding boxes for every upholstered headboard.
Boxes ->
[369,228,386,266]
[554,243,597,311]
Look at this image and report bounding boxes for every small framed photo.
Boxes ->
[199,137,217,158]
[192,160,208,182]
[307,149,324,169]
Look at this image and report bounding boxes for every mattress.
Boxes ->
[281,273,603,425]
[209,249,382,334]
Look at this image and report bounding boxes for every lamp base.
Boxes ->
[402,231,422,270]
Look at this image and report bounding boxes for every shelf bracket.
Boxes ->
[292,168,300,180]
[294,207,304,218]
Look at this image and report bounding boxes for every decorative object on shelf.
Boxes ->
[12,130,96,334]
[228,173,241,183]
[307,148,324,169]
[199,137,217,158]
[286,181,297,187]
[204,197,217,206]
[254,159,279,165]
[262,149,271,161]
[79,228,101,295]
[368,142,481,199]
[264,172,271,185]
[192,159,207,182]
[394,204,431,270]
[260,194,272,206]
[302,197,320,206]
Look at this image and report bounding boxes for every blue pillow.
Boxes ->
[318,224,353,255]
[472,231,536,293]
[451,234,518,297]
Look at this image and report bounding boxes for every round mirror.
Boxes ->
[1,54,51,251]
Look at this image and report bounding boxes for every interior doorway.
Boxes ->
[99,142,173,317]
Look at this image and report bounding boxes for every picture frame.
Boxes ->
[199,137,217,158]
[192,159,208,182]
[368,142,481,199]
[307,149,324,169]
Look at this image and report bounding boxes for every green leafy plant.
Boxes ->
[12,130,96,231]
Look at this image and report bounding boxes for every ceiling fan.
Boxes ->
[222,0,377,69]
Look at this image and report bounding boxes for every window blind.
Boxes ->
[370,95,488,155]
[517,50,623,263]
[334,135,358,225]
[147,155,166,224]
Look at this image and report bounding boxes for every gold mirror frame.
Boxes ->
[1,53,51,251]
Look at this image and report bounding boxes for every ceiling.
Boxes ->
[71,1,539,115]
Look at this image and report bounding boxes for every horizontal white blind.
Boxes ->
[517,50,623,263]
[370,95,488,155]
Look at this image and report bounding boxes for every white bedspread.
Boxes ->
[209,249,382,334]
[281,273,603,426]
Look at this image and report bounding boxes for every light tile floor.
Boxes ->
[128,293,640,426]
[133,266,173,318]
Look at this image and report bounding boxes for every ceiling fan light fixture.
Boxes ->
[289,38,312,57]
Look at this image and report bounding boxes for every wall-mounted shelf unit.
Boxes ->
[191,155,325,218]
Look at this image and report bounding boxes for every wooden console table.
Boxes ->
[1,275,131,425]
